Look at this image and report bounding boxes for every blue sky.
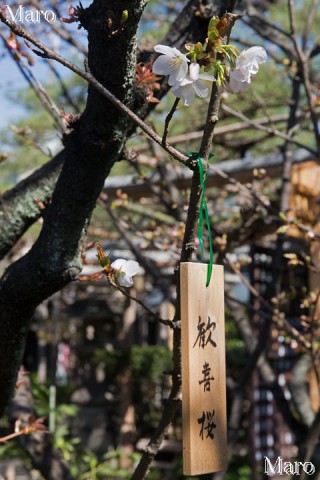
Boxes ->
[0,1,91,131]
[0,57,27,129]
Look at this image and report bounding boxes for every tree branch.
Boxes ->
[0,151,65,259]
[221,104,317,155]
[0,0,148,417]
[0,10,189,167]
[287,0,320,157]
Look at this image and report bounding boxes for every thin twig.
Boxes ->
[248,6,292,39]
[0,13,189,168]
[287,0,320,156]
[180,82,221,266]
[162,97,180,146]
[279,76,301,213]
[102,199,168,285]
[302,0,318,51]
[48,62,82,113]
[110,281,174,328]
[117,285,178,329]
[29,0,88,55]
[226,257,312,351]
[221,103,317,155]
[133,107,320,154]
[124,149,181,221]
[0,32,65,134]
[244,8,295,58]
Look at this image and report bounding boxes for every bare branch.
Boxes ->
[302,0,318,50]
[287,0,320,156]
[162,97,180,147]
[0,11,189,167]
[221,103,317,154]
[30,0,88,55]
[134,107,320,153]
[244,8,295,59]
[0,32,66,133]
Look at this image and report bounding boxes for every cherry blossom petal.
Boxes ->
[193,80,209,98]
[153,45,189,87]
[228,70,251,93]
[229,78,250,93]
[118,272,134,287]
[152,55,173,75]
[111,259,140,287]
[167,61,189,86]
[122,260,140,276]
[227,46,267,93]
[172,83,195,106]
[189,62,200,81]
[154,44,176,57]
[236,46,267,75]
[111,259,126,271]
[198,72,216,82]
[189,63,215,83]
[160,46,189,64]
[179,78,193,87]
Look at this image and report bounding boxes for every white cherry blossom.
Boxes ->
[227,46,267,93]
[111,259,140,287]
[172,63,216,106]
[228,69,251,93]
[152,44,189,87]
[236,46,267,77]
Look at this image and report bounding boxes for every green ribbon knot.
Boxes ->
[187,152,214,287]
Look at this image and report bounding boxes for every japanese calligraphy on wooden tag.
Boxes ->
[181,262,227,476]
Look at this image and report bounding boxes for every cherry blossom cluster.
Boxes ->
[96,244,139,287]
[79,244,140,288]
[110,258,139,287]
[227,46,268,93]
[152,16,267,105]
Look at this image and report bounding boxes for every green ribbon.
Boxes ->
[188,153,214,287]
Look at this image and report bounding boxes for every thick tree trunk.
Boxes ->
[0,0,147,417]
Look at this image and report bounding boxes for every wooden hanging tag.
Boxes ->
[181,262,227,476]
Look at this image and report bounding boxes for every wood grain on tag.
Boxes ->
[181,262,227,476]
